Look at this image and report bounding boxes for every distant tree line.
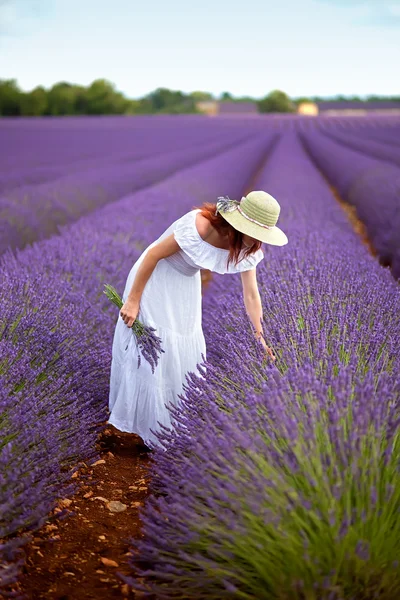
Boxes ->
[0,78,399,117]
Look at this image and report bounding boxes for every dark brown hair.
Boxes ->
[195,202,262,268]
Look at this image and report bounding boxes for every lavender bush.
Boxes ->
[359,125,400,148]
[318,123,400,168]
[122,129,400,599]
[0,115,259,188]
[0,126,260,254]
[0,284,105,594]
[0,131,276,592]
[299,127,400,279]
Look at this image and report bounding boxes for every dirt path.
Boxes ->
[329,184,377,258]
[15,427,151,599]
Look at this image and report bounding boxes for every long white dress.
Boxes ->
[107,208,264,448]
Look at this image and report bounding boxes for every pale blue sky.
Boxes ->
[1,0,399,99]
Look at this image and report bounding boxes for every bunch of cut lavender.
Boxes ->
[103,284,164,373]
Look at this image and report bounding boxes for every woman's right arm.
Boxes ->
[240,268,276,361]
[120,233,181,327]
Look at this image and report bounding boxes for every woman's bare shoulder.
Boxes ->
[194,212,212,240]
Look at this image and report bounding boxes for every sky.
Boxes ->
[0,0,399,99]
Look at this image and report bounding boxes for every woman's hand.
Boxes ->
[257,332,276,362]
[240,271,275,362]
[120,300,140,328]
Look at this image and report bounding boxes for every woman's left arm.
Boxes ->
[240,269,276,361]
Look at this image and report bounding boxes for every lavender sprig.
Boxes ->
[103,284,165,373]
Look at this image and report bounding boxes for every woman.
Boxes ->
[108,190,288,449]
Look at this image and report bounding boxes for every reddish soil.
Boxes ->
[329,184,377,257]
[12,427,152,599]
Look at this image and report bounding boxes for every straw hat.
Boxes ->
[215,190,288,246]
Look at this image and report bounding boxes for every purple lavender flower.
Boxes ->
[103,283,164,373]
[0,124,277,593]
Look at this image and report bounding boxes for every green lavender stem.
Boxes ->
[103,283,164,372]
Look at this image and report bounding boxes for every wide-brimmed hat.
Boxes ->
[215,190,288,246]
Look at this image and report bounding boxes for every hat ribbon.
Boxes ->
[215,196,239,215]
[237,204,274,230]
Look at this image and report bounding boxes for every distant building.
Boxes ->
[297,100,400,116]
[195,101,218,116]
[296,102,318,116]
[196,100,258,116]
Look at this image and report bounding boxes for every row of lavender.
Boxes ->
[298,125,400,280]
[125,130,400,599]
[0,133,277,593]
[318,119,400,166]
[0,119,267,254]
[0,115,262,188]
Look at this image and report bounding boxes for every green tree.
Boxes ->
[141,87,198,114]
[124,98,143,114]
[85,79,129,115]
[146,87,186,111]
[20,86,48,116]
[46,82,77,115]
[220,91,233,101]
[292,96,312,105]
[257,90,295,113]
[0,79,22,116]
[72,84,89,115]
[133,97,154,114]
[189,91,214,101]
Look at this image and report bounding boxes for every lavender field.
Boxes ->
[1,114,400,599]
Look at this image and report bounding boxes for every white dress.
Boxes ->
[107,208,264,448]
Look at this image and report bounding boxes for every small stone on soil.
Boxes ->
[100,557,119,568]
[107,501,127,513]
